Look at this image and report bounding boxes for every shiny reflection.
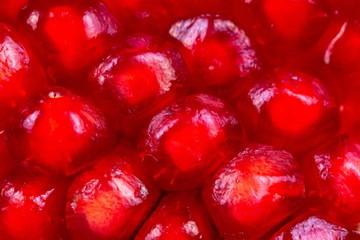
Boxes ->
[290,216,348,239]
[212,145,302,206]
[23,110,40,131]
[213,18,255,64]
[145,224,163,239]
[82,3,118,39]
[324,22,348,65]
[169,15,259,76]
[152,118,178,142]
[1,183,24,207]
[79,179,100,202]
[284,88,319,106]
[134,52,175,93]
[26,11,40,31]
[249,84,276,112]
[69,112,86,135]
[94,55,119,86]
[30,188,55,210]
[182,220,200,237]
[314,153,332,180]
[109,169,149,207]
[193,109,221,138]
[343,151,360,178]
[0,36,29,81]
[83,11,102,39]
[169,17,208,49]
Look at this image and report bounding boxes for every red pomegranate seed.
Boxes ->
[0,170,69,239]
[135,191,217,239]
[5,87,116,176]
[18,0,122,89]
[203,144,305,239]
[233,68,340,155]
[301,135,360,228]
[85,34,188,138]
[0,0,357,238]
[0,22,48,130]
[169,14,260,91]
[270,211,360,239]
[66,143,161,240]
[139,93,243,191]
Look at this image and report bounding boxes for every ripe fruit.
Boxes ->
[233,68,340,155]
[270,211,360,239]
[302,136,360,228]
[5,87,116,176]
[135,191,217,239]
[18,0,122,88]
[139,93,242,191]
[169,14,260,91]
[85,33,188,137]
[0,170,69,240]
[66,144,160,240]
[203,144,305,239]
[0,1,358,239]
[0,23,48,130]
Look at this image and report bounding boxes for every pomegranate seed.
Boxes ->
[203,144,305,239]
[0,170,69,239]
[85,34,188,138]
[233,68,340,155]
[18,0,122,89]
[66,143,161,239]
[135,191,217,239]
[139,93,242,191]
[169,14,260,91]
[5,87,116,176]
[301,135,360,228]
[0,1,357,238]
[0,22,48,130]
[270,211,360,239]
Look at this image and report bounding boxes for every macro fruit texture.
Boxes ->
[17,0,123,89]
[84,33,188,137]
[169,14,260,92]
[0,23,48,130]
[232,68,340,156]
[135,191,217,239]
[0,0,359,239]
[301,136,360,228]
[66,144,160,239]
[203,144,305,239]
[5,87,116,176]
[139,93,242,191]
[0,169,69,240]
[270,212,360,240]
